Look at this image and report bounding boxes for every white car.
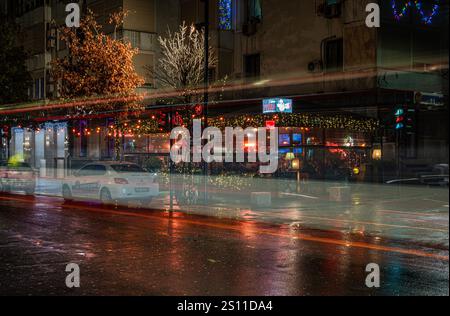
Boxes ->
[62,162,159,204]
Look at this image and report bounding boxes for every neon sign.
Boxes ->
[263,98,293,114]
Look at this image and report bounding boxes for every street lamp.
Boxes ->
[292,158,301,191]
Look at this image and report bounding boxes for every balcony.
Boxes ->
[118,30,157,53]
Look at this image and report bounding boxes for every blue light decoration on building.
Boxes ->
[391,0,440,25]
[219,0,232,30]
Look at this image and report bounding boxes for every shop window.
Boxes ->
[278,128,324,148]
[123,133,171,154]
[279,134,291,147]
[325,130,369,147]
[55,123,67,158]
[148,133,170,154]
[325,38,343,72]
[79,121,87,158]
[304,128,323,145]
[34,129,44,168]
[124,135,147,154]
[12,128,24,159]
[101,119,115,159]
[292,133,303,145]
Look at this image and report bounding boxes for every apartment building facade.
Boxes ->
[1,0,180,174]
[179,0,448,178]
[1,0,183,98]
[1,0,448,181]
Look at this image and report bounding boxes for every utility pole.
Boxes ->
[201,0,209,204]
[203,0,210,110]
[43,1,48,101]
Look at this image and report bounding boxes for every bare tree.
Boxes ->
[146,22,218,104]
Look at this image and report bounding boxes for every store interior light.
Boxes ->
[291,158,300,170]
[372,149,382,160]
[285,152,295,161]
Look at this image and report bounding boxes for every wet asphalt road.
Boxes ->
[0,193,448,296]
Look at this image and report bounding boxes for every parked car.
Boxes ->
[62,162,159,204]
[0,161,36,195]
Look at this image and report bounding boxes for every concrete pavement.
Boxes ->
[0,193,448,296]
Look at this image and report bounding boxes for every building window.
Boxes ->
[40,78,44,99]
[118,30,156,51]
[14,0,45,17]
[219,0,233,30]
[32,78,45,99]
[127,30,140,48]
[324,38,343,72]
[245,0,262,22]
[244,53,260,79]
[34,79,40,99]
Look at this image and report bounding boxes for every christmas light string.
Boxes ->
[391,0,440,24]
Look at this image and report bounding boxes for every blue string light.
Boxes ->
[391,0,440,24]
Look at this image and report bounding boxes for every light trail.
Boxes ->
[1,63,448,117]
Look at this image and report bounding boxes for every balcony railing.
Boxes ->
[118,30,157,52]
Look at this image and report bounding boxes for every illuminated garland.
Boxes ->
[415,0,440,24]
[391,0,440,24]
[2,112,379,138]
[208,113,380,132]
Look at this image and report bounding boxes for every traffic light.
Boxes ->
[394,106,406,130]
[393,105,416,133]
[405,107,417,133]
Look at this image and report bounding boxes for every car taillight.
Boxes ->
[114,178,129,184]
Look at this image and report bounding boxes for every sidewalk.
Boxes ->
[160,176,449,249]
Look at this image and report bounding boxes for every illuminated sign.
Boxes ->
[263,98,293,114]
[265,120,276,129]
[415,92,444,106]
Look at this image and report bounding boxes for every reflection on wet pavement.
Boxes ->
[0,193,448,296]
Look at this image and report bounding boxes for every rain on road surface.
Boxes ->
[0,193,448,296]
